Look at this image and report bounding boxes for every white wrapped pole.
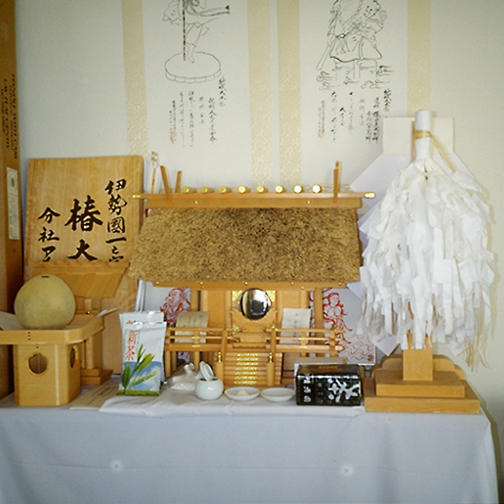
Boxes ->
[414,109,432,160]
[359,110,494,366]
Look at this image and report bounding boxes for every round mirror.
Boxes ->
[239,289,271,320]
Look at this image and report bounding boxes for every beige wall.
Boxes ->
[16,0,129,163]
[15,0,504,494]
[430,0,504,494]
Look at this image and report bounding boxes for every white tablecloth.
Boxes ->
[0,385,498,504]
[98,384,364,417]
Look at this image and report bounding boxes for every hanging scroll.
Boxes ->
[299,0,408,184]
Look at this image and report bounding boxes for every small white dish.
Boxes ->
[224,386,260,401]
[261,387,295,402]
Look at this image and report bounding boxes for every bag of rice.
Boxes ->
[118,311,166,396]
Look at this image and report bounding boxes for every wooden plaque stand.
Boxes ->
[24,156,144,375]
[364,335,480,414]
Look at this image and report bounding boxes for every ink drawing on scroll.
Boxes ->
[299,0,407,184]
[163,0,230,83]
[143,0,251,187]
[316,0,390,89]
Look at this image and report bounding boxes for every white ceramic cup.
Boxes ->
[195,377,224,400]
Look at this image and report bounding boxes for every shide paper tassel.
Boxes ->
[359,111,494,367]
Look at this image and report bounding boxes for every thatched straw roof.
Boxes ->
[129,208,361,286]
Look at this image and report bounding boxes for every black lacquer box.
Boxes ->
[295,364,363,406]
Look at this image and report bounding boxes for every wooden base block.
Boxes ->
[364,377,480,414]
[13,343,81,406]
[364,354,480,414]
[80,368,113,386]
[402,334,433,381]
[378,353,465,379]
[374,369,466,398]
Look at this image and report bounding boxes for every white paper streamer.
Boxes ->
[359,146,494,366]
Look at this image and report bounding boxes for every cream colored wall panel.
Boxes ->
[431,0,504,492]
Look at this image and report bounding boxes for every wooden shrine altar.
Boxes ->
[131,165,371,387]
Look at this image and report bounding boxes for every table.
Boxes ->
[0,384,498,504]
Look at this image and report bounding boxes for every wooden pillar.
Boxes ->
[214,352,224,381]
[402,332,433,381]
[266,353,275,387]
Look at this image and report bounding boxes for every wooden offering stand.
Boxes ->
[364,334,480,414]
[0,314,106,406]
[132,164,374,386]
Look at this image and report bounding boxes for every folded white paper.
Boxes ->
[358,152,494,366]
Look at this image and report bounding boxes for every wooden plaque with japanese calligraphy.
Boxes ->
[24,156,143,372]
